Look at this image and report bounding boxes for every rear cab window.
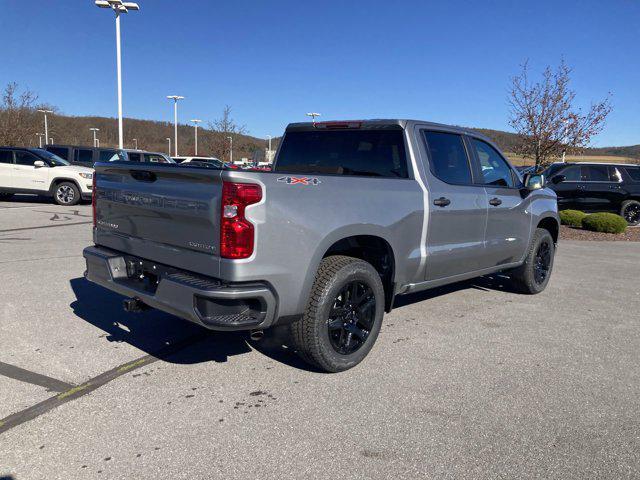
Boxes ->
[274,129,408,178]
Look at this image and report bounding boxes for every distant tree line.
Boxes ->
[0,82,275,161]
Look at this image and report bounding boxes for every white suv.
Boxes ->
[0,147,94,205]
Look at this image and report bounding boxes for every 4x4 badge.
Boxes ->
[277,176,321,186]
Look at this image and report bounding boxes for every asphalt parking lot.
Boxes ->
[1,196,639,480]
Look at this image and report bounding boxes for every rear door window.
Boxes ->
[128,152,142,162]
[625,167,640,182]
[422,131,472,184]
[582,165,611,182]
[75,149,94,164]
[275,129,408,178]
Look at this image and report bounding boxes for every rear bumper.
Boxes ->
[82,245,277,331]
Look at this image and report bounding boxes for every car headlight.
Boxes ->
[78,172,93,179]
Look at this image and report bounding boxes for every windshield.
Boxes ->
[31,149,70,166]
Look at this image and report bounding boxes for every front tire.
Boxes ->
[53,182,80,206]
[290,255,385,373]
[510,228,555,294]
[621,200,640,226]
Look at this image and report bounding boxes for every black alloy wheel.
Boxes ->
[533,240,552,285]
[327,281,376,355]
[623,202,640,225]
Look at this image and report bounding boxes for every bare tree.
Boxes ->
[508,61,612,168]
[207,105,247,162]
[0,82,40,146]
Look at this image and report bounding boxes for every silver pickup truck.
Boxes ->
[83,119,559,372]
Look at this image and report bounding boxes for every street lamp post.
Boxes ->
[227,136,233,164]
[306,112,321,125]
[95,0,140,149]
[132,138,138,149]
[166,137,171,155]
[37,109,53,145]
[190,119,202,155]
[36,133,45,148]
[267,135,272,152]
[166,95,184,156]
[90,128,100,147]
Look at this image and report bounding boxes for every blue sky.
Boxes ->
[1,0,638,146]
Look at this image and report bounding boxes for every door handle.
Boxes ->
[489,197,502,206]
[433,197,451,207]
[576,185,586,190]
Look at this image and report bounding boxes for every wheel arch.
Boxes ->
[537,215,560,244]
[297,227,398,315]
[49,177,82,195]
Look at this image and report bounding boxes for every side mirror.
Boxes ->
[524,173,545,191]
[551,174,566,184]
[33,160,46,168]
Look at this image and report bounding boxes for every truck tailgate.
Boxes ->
[94,163,222,276]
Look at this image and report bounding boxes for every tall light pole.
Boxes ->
[36,133,45,148]
[561,119,569,163]
[90,128,100,147]
[37,109,53,145]
[190,119,202,155]
[95,0,140,149]
[227,136,233,163]
[306,112,321,125]
[132,138,138,149]
[166,137,171,155]
[267,135,272,152]
[166,95,184,156]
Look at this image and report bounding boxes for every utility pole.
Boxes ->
[166,95,184,156]
[95,0,140,149]
[37,109,53,145]
[190,119,202,155]
[227,136,233,163]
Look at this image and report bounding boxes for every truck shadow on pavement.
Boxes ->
[393,273,519,309]
[68,278,316,372]
[69,273,516,373]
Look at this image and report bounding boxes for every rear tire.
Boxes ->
[53,182,80,206]
[510,228,555,294]
[621,200,640,226]
[290,255,385,373]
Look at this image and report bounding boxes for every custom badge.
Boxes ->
[277,176,321,186]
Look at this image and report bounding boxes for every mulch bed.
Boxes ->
[560,225,640,242]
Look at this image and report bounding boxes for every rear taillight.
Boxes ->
[220,181,262,259]
[92,174,97,227]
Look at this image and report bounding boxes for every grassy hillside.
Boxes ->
[21,112,638,164]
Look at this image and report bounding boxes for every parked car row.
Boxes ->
[541,162,640,225]
[0,147,94,205]
[45,144,175,167]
